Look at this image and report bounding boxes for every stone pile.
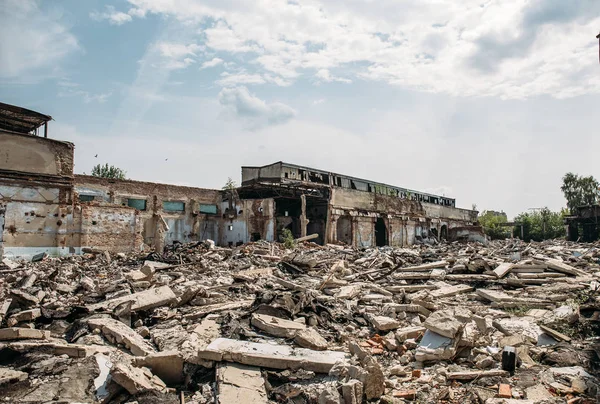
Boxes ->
[0,237,599,403]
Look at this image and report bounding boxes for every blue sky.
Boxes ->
[1,0,600,218]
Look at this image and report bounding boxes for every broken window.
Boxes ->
[127,198,147,210]
[163,201,185,212]
[199,204,218,214]
[79,195,95,202]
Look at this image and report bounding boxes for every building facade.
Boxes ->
[0,102,480,259]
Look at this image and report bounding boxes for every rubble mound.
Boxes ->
[0,238,599,403]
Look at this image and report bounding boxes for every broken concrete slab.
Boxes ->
[233,267,273,282]
[133,351,184,386]
[184,299,255,320]
[110,361,167,394]
[87,285,177,312]
[524,384,552,401]
[294,328,328,351]
[542,258,588,277]
[335,284,362,299]
[397,260,448,272]
[493,263,513,279]
[0,327,50,341]
[423,310,463,338]
[0,299,12,322]
[429,284,473,298]
[198,338,347,373]
[369,315,400,332]
[341,379,363,404]
[216,363,268,404]
[0,368,28,385]
[251,313,306,338]
[476,289,512,303]
[395,326,426,342]
[88,317,157,356]
[6,308,41,327]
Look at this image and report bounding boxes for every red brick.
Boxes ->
[393,389,416,400]
[412,369,422,378]
[498,384,511,398]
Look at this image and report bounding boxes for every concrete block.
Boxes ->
[110,361,166,395]
[133,351,184,386]
[0,327,50,341]
[198,338,347,373]
[423,310,463,338]
[369,315,400,331]
[7,308,41,327]
[493,263,513,279]
[217,363,268,404]
[87,285,176,312]
[184,299,255,320]
[429,284,472,298]
[395,326,426,342]
[294,328,328,351]
[0,368,28,385]
[88,317,156,356]
[251,313,306,338]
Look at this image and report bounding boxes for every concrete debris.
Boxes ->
[0,368,28,385]
[199,338,347,373]
[216,363,268,404]
[0,238,598,403]
[88,317,157,356]
[110,361,167,394]
[0,327,50,340]
[251,313,307,338]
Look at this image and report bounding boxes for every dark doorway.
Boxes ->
[336,216,352,245]
[440,225,448,240]
[375,218,387,247]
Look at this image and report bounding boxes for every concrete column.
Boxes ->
[300,194,309,238]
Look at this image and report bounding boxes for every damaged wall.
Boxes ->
[220,198,275,246]
[328,188,477,248]
[0,131,75,259]
[74,176,222,252]
[0,131,73,176]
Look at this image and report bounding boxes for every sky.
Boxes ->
[1,0,599,219]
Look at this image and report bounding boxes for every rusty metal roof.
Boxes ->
[0,101,52,134]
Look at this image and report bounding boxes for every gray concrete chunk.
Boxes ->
[198,338,347,373]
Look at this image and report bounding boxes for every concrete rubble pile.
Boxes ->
[0,238,599,403]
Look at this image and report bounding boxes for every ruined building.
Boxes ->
[0,102,479,259]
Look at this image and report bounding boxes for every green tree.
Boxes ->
[478,210,509,240]
[91,164,127,180]
[561,172,599,213]
[513,207,565,242]
[222,177,237,190]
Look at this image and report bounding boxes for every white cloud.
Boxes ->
[218,86,296,129]
[200,57,224,69]
[90,6,133,25]
[150,41,203,70]
[122,0,600,99]
[0,0,79,79]
[314,69,352,84]
[217,72,265,86]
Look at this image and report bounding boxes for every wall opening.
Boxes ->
[306,198,328,245]
[336,216,352,245]
[440,225,448,240]
[375,217,387,247]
